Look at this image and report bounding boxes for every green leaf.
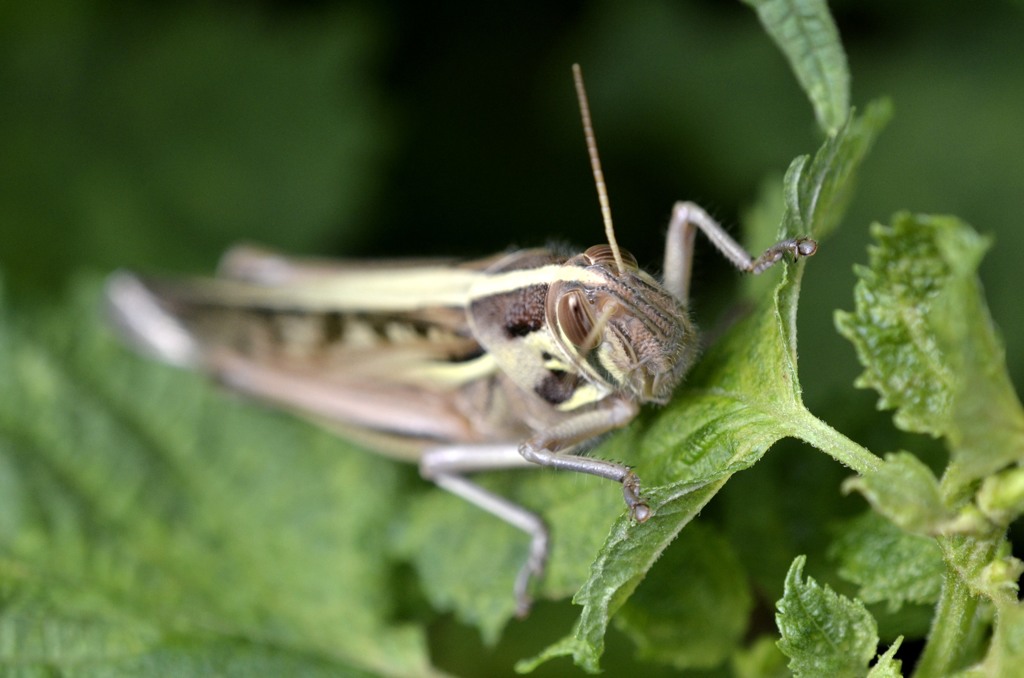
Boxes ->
[775,556,880,678]
[977,466,1024,526]
[837,213,1024,676]
[830,512,944,611]
[835,213,1024,488]
[613,521,753,670]
[520,99,887,673]
[930,227,1024,489]
[393,469,623,643]
[866,638,904,678]
[0,579,380,677]
[780,99,892,242]
[834,212,1019,675]
[742,0,850,133]
[841,452,953,534]
[835,215,952,435]
[516,476,731,674]
[0,280,437,677]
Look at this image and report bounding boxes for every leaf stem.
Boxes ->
[913,535,1006,677]
[911,566,979,678]
[791,409,881,476]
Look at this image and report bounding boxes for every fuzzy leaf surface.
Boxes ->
[866,639,904,678]
[830,512,944,611]
[613,521,753,670]
[743,0,850,133]
[836,214,1024,488]
[775,556,880,677]
[842,451,953,534]
[0,282,435,677]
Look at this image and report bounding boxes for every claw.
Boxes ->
[795,237,818,257]
[622,470,652,522]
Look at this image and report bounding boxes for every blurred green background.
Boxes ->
[2,1,1022,673]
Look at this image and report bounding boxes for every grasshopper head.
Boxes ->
[549,245,699,405]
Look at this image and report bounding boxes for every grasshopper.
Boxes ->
[105,65,816,615]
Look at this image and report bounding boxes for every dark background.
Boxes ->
[2,1,1022,673]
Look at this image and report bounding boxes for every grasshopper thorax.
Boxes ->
[548,244,698,405]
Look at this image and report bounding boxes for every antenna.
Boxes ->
[572,63,626,276]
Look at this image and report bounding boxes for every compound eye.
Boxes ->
[583,245,638,271]
[556,289,598,351]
